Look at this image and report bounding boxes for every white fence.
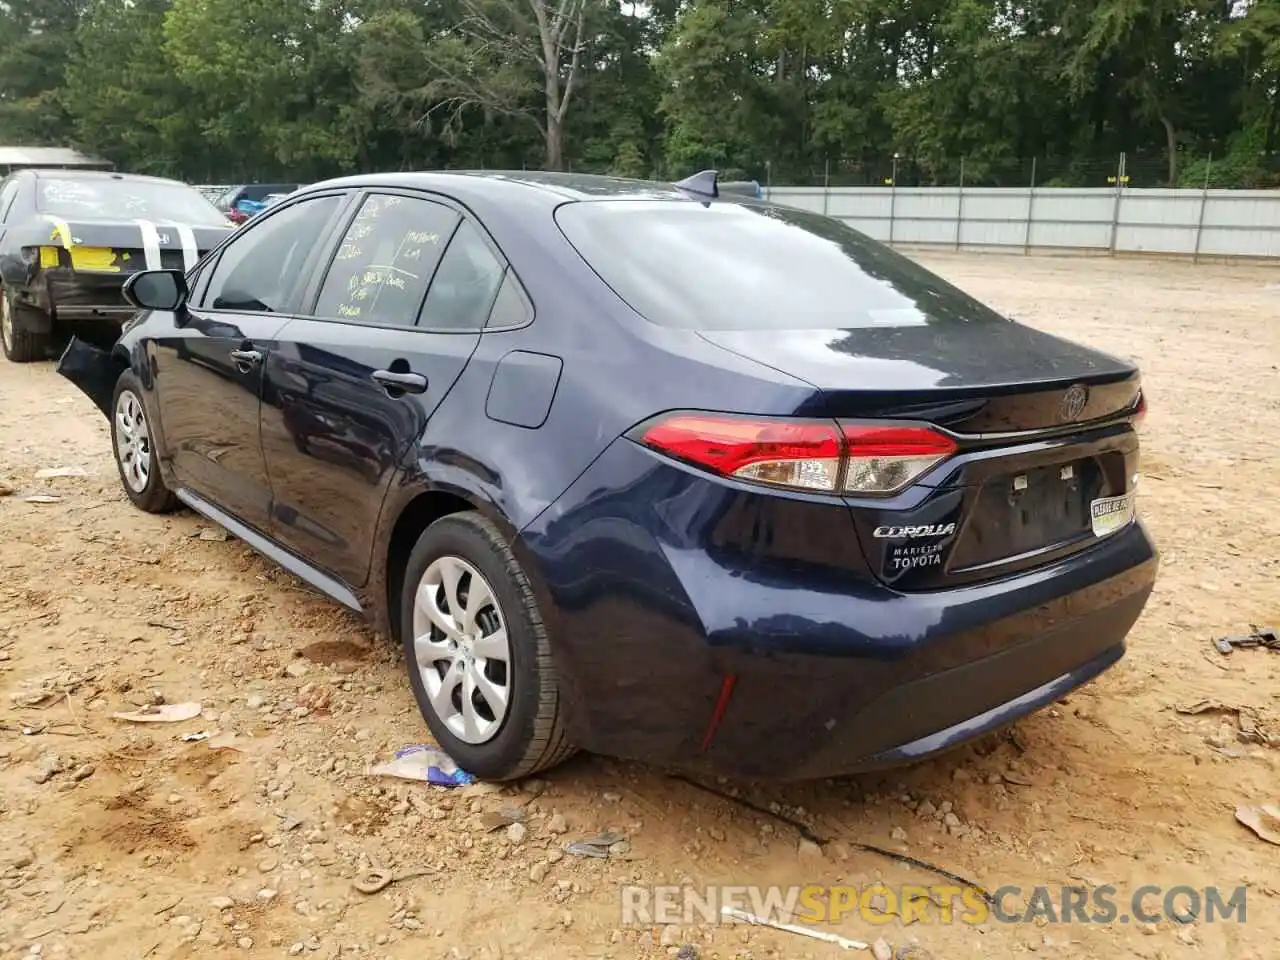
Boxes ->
[766,186,1280,260]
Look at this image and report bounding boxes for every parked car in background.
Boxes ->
[57,170,1156,783]
[214,183,302,225]
[0,169,234,362]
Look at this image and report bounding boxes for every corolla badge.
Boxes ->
[1059,384,1089,422]
[873,523,957,539]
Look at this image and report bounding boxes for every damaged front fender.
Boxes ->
[56,336,125,419]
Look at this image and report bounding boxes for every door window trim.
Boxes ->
[294,186,536,334]
[193,189,354,316]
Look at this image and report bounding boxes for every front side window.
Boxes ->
[201,196,341,313]
[312,194,459,327]
[418,221,505,332]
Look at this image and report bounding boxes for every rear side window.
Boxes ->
[486,270,532,329]
[312,194,459,327]
[555,200,971,331]
[417,221,505,332]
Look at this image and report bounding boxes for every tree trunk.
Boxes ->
[1267,72,1280,154]
[545,114,564,171]
[1160,114,1178,186]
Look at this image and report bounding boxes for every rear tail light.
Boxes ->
[638,414,841,492]
[1133,390,1147,426]
[635,413,957,495]
[840,424,958,494]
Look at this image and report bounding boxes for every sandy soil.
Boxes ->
[1,251,1278,960]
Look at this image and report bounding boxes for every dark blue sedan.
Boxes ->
[56,170,1157,781]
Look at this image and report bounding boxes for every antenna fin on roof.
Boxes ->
[673,169,719,199]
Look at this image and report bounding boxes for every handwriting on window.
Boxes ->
[329,201,442,319]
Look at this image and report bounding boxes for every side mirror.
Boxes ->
[123,270,188,311]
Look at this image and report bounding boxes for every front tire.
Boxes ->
[400,512,576,780]
[1,291,50,363]
[111,370,178,514]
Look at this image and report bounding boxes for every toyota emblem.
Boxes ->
[1059,384,1089,422]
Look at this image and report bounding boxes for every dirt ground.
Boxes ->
[1,251,1278,960]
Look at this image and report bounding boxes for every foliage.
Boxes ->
[0,0,1273,184]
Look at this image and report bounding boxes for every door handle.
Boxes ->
[229,348,262,366]
[371,369,428,395]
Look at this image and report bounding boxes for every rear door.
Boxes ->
[261,190,505,585]
[150,192,350,531]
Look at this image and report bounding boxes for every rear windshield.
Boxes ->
[37,177,228,225]
[555,199,976,330]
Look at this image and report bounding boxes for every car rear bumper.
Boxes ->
[47,273,133,321]
[20,269,135,325]
[521,437,1158,781]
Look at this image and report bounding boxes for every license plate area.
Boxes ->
[948,457,1110,571]
[1089,491,1135,537]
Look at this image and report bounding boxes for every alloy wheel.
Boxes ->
[115,390,151,493]
[411,555,512,744]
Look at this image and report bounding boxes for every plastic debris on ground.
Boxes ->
[1175,699,1274,747]
[479,806,528,831]
[564,831,626,859]
[367,744,475,786]
[1212,626,1279,654]
[111,702,203,723]
[720,905,868,950]
[1236,804,1280,845]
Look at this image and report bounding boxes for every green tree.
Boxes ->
[64,0,202,177]
[0,0,85,145]
[162,0,359,179]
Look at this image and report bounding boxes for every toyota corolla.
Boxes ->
[56,170,1157,781]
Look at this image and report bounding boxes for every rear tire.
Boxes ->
[111,370,178,514]
[1,291,50,363]
[400,512,576,781]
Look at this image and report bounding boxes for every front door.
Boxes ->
[260,192,508,586]
[151,193,348,530]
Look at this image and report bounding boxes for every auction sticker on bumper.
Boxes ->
[1090,492,1135,537]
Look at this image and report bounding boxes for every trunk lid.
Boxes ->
[44,218,234,275]
[701,324,1143,592]
[698,321,1142,435]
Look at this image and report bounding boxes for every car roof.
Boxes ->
[300,170,745,209]
[27,169,193,189]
